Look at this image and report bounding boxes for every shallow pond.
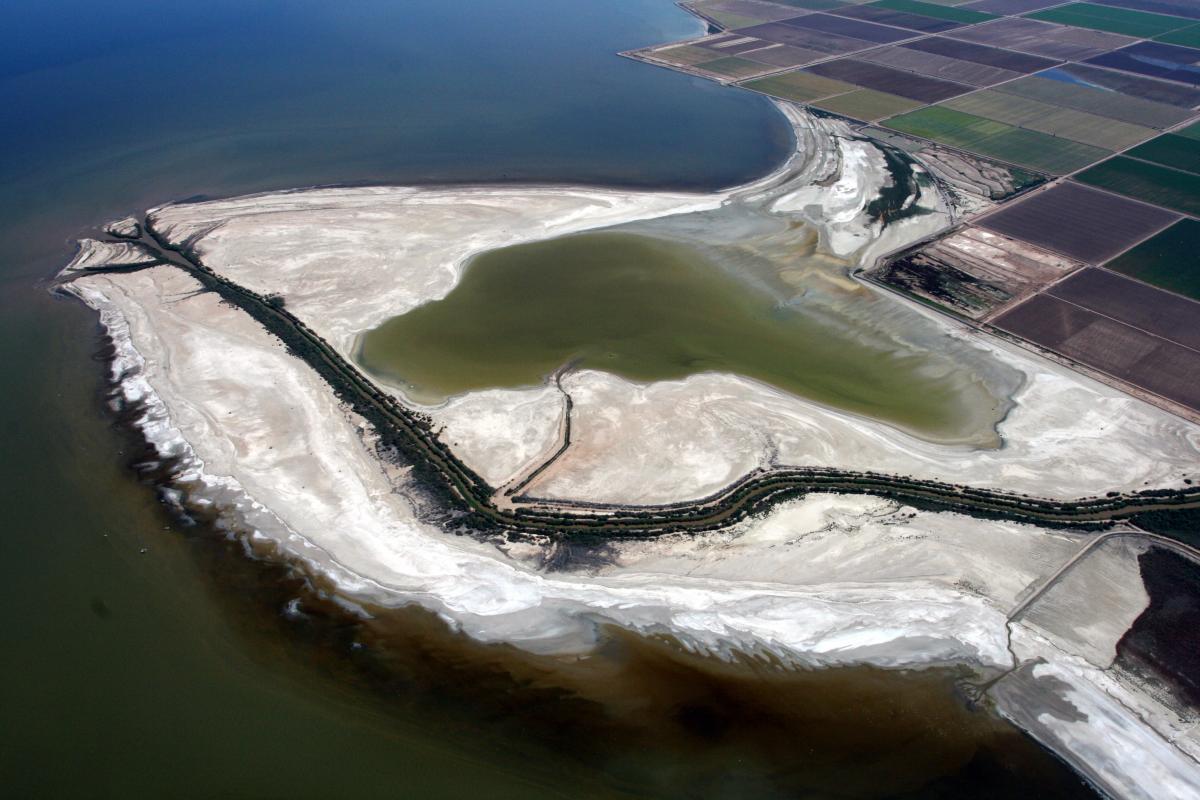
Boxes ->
[358,230,1005,443]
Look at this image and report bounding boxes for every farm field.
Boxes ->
[992,291,1200,412]
[903,34,1060,70]
[630,0,1200,421]
[806,58,973,101]
[1103,219,1200,302]
[978,182,1179,263]
[1028,2,1196,39]
[870,0,997,24]
[742,70,857,101]
[881,106,1108,173]
[996,74,1193,128]
[1043,63,1200,108]
[942,90,1155,149]
[860,45,1021,84]
[1086,41,1200,87]
[813,89,924,120]
[832,4,965,33]
[950,17,1136,59]
[1074,157,1200,217]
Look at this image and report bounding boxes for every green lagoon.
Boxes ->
[359,231,1002,442]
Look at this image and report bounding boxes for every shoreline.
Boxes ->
[55,100,1200,797]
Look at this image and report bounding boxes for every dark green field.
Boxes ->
[1126,134,1200,176]
[871,0,995,24]
[1075,156,1200,216]
[1104,219,1200,301]
[1028,2,1193,38]
[1157,23,1200,48]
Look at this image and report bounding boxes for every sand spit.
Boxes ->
[63,265,1200,794]
[138,105,1199,504]
[60,101,1200,794]
[65,266,1022,667]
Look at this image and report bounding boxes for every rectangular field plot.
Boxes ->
[1086,41,1200,87]
[942,90,1156,150]
[741,70,858,101]
[1126,134,1200,176]
[1047,63,1200,109]
[964,0,1064,13]
[992,292,1200,412]
[1104,219,1200,301]
[951,17,1136,60]
[1087,0,1200,20]
[782,12,916,42]
[700,34,778,55]
[902,35,1060,71]
[860,46,1021,85]
[1074,156,1200,217]
[832,5,964,32]
[869,0,997,24]
[1027,3,1195,39]
[812,89,924,120]
[1156,24,1200,48]
[696,0,806,23]
[805,58,973,101]
[744,43,829,67]
[881,107,1108,173]
[648,45,723,67]
[766,0,853,9]
[735,22,875,54]
[978,182,1179,262]
[996,75,1194,128]
[694,56,780,79]
[1049,267,1200,352]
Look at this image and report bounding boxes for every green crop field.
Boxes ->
[1155,23,1200,48]
[870,0,995,23]
[742,71,857,102]
[971,128,1108,174]
[1076,157,1200,217]
[1177,121,1200,142]
[1028,3,1193,39]
[1104,219,1200,301]
[882,106,1108,173]
[943,91,1155,150]
[1126,134,1200,177]
[883,107,1011,149]
[813,89,922,121]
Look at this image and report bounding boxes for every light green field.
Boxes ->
[943,91,1156,150]
[814,89,923,121]
[882,106,1109,173]
[742,70,858,102]
[1028,3,1193,39]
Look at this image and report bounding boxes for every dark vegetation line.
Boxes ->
[64,216,1200,542]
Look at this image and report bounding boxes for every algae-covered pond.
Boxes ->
[358,231,1005,442]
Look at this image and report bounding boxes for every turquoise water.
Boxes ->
[0,1,1095,797]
